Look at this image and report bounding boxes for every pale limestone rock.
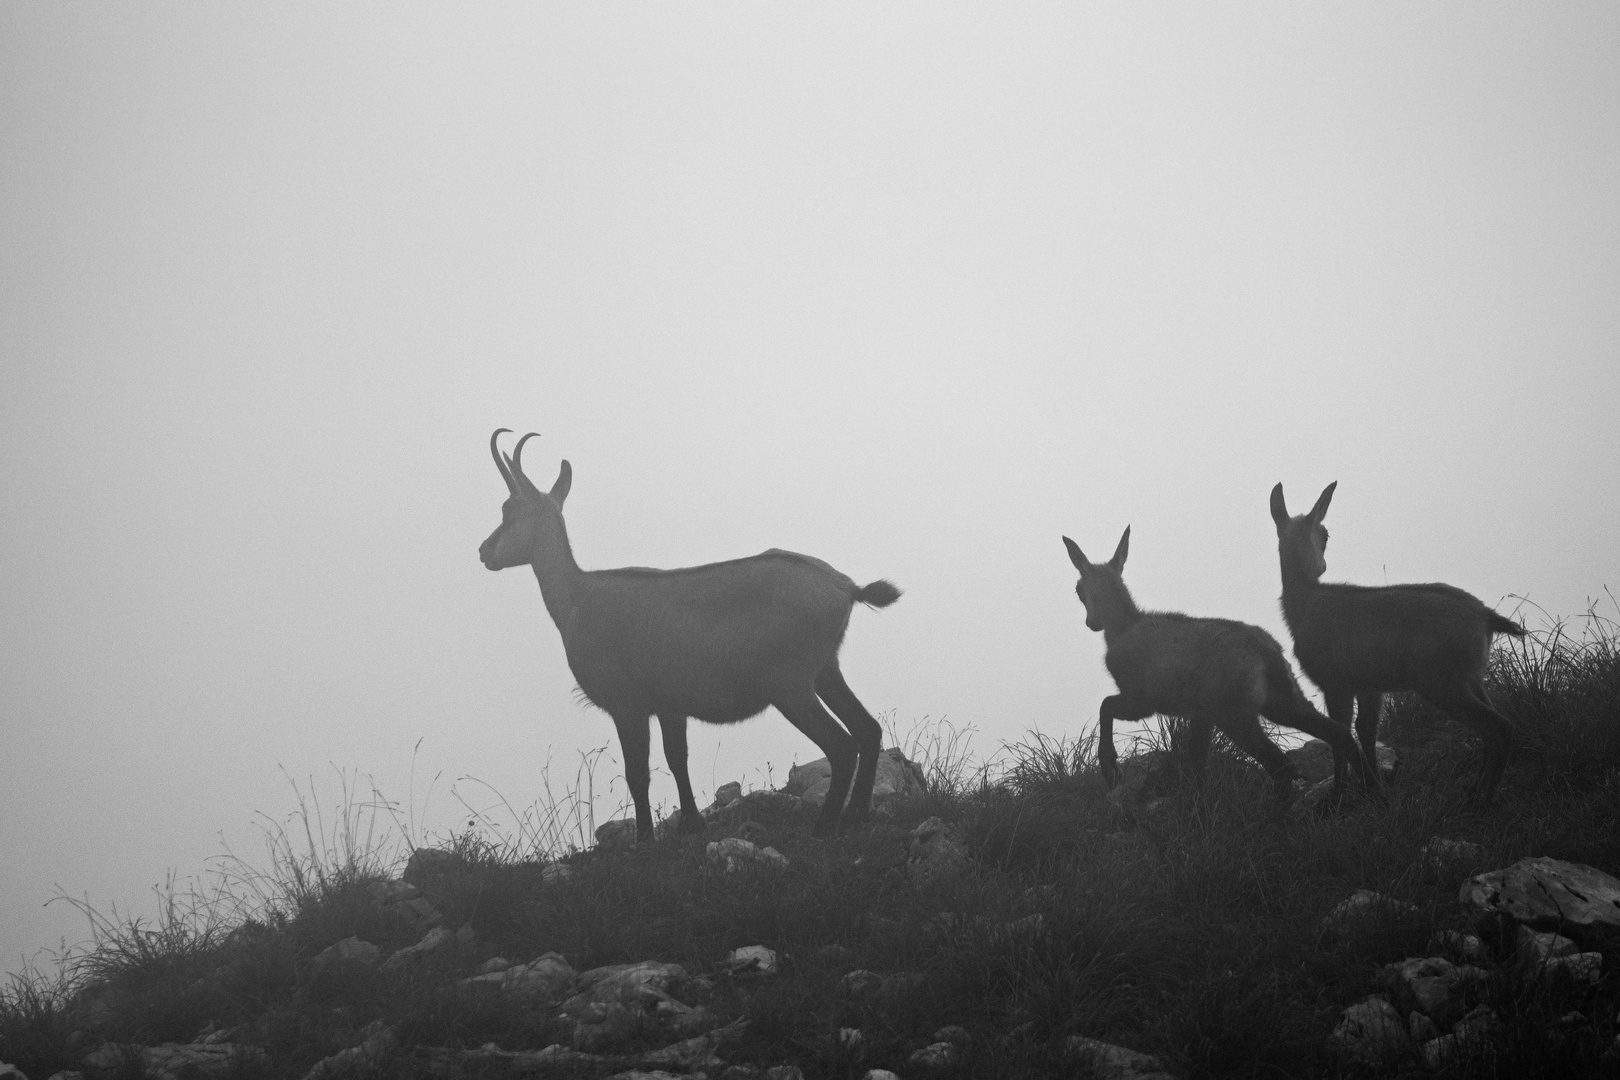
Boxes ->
[1428,929,1489,963]
[1380,956,1488,1028]
[402,847,457,885]
[595,818,638,847]
[309,936,380,980]
[795,748,925,809]
[1286,738,1399,784]
[907,816,971,884]
[1409,1011,1440,1043]
[364,878,419,904]
[1321,890,1421,936]
[934,1025,970,1045]
[460,951,575,1003]
[568,960,686,1010]
[301,1023,394,1080]
[908,1040,961,1071]
[712,781,743,808]
[861,1072,901,1080]
[381,925,452,970]
[1331,996,1409,1066]
[542,863,574,884]
[1513,924,1578,970]
[724,945,778,975]
[387,896,443,934]
[1452,1005,1498,1039]
[1459,857,1620,948]
[83,1042,269,1080]
[1063,1036,1180,1079]
[1544,952,1603,984]
[0,1061,26,1080]
[705,837,789,872]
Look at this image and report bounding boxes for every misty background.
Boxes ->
[3,5,1616,975]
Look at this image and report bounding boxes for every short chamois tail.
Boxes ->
[1486,610,1527,638]
[855,579,902,609]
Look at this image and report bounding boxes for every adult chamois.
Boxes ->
[1063,528,1369,804]
[1270,482,1524,804]
[479,429,900,841]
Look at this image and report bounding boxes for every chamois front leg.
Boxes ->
[1097,694,1151,789]
[1354,692,1384,785]
[1263,687,1374,794]
[657,713,705,834]
[1216,711,1300,805]
[1322,691,1357,787]
[611,713,655,841]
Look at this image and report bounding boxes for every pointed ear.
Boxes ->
[550,460,572,505]
[1269,483,1290,532]
[1062,536,1089,573]
[1309,481,1336,523]
[1109,526,1130,572]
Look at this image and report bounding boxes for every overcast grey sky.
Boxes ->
[3,5,1617,973]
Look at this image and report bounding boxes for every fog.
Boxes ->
[3,5,1616,974]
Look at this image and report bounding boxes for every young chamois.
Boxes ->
[1270,482,1524,804]
[479,429,900,841]
[1063,528,1369,803]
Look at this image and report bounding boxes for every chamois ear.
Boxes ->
[1309,481,1337,523]
[1269,483,1290,532]
[1109,526,1130,572]
[1062,535,1089,574]
[550,460,572,505]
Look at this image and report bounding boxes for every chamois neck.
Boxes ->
[528,512,583,629]
[1096,576,1144,644]
[1277,544,1323,617]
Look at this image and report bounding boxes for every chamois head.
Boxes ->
[479,428,573,571]
[1269,481,1335,583]
[1062,527,1132,632]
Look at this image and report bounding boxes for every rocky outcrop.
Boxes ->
[705,838,789,872]
[786,748,926,810]
[1331,996,1409,1066]
[1063,1036,1180,1079]
[1332,852,1614,1070]
[1285,738,1399,785]
[906,817,971,884]
[1459,856,1620,950]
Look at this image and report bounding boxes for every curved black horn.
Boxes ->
[511,432,542,481]
[490,428,516,493]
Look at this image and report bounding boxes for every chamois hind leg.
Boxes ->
[611,713,655,841]
[1354,692,1384,784]
[1215,712,1299,804]
[773,686,860,838]
[1263,687,1373,792]
[1097,693,1154,788]
[656,713,704,834]
[1175,716,1215,786]
[815,662,884,826]
[1422,680,1514,806]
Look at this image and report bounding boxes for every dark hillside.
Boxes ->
[4,607,1619,1080]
